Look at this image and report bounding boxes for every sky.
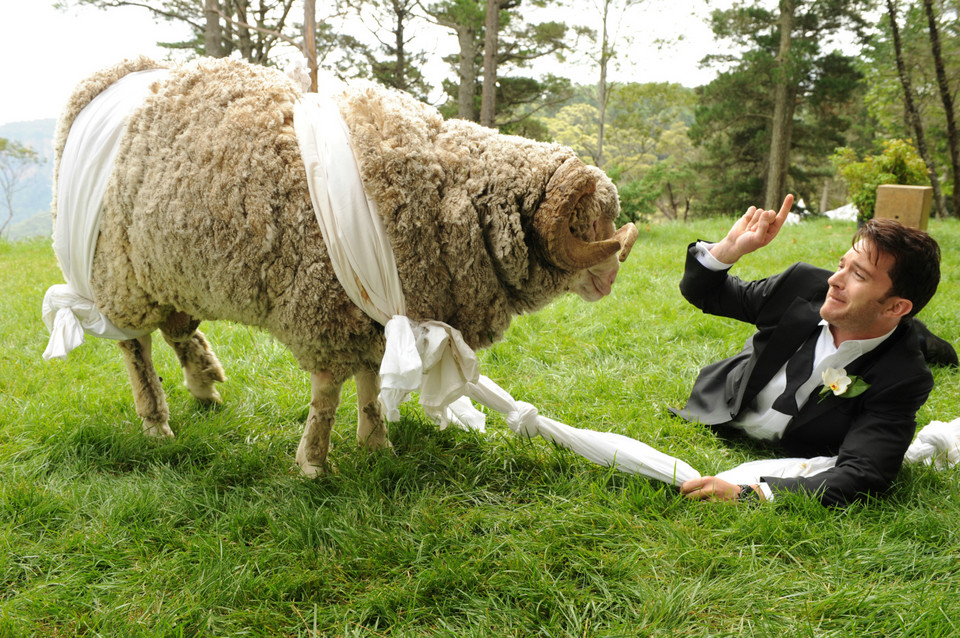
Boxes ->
[0,1,725,128]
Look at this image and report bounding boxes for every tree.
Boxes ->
[424,0,485,119]
[348,0,432,99]
[423,0,578,127]
[884,0,947,217]
[856,0,959,216]
[0,139,41,238]
[691,0,869,215]
[605,82,696,173]
[765,0,796,209]
[588,0,643,169]
[544,82,700,221]
[481,0,512,126]
[832,138,929,222]
[545,101,602,161]
[922,0,959,216]
[303,0,317,89]
[205,0,222,56]
[60,0,298,63]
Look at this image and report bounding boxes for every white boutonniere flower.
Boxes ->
[819,367,870,401]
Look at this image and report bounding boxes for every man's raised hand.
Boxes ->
[709,194,794,265]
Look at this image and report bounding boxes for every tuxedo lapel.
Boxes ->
[743,299,824,400]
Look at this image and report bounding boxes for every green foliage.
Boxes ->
[831,139,929,222]
[614,161,700,224]
[544,82,701,220]
[612,171,658,224]
[542,101,600,161]
[3,219,960,635]
[861,2,957,141]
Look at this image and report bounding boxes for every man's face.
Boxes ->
[820,240,908,340]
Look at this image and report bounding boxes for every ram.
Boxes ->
[48,57,637,475]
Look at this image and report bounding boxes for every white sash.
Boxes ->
[42,69,170,360]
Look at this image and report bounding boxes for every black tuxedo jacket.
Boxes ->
[672,241,933,506]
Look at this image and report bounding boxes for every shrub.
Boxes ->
[831,139,928,223]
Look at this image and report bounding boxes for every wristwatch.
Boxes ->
[738,484,759,501]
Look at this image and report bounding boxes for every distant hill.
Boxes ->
[0,119,56,240]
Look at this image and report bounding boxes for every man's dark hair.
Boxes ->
[854,218,941,318]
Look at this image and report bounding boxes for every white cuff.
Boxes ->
[694,241,734,271]
[758,481,774,502]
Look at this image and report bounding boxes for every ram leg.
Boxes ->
[161,323,226,405]
[355,366,391,451]
[118,334,174,438]
[296,371,343,477]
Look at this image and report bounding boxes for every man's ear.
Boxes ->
[886,297,913,319]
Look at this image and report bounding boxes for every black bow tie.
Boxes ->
[771,328,821,416]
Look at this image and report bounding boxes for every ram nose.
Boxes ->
[613,223,638,262]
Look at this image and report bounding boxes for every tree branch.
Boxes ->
[214,7,299,49]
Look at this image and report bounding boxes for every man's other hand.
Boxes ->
[681,476,744,502]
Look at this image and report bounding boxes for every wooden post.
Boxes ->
[874,184,933,230]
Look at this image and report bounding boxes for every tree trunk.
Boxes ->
[457,24,479,121]
[302,0,317,91]
[662,181,678,220]
[205,0,222,57]
[886,0,947,217]
[480,0,500,128]
[764,0,796,209]
[234,0,253,61]
[394,1,408,93]
[922,0,959,217]
[596,0,612,168]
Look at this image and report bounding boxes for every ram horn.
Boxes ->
[613,222,639,262]
[534,157,636,271]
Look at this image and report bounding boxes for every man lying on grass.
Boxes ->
[672,195,956,506]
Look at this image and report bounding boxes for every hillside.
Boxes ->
[0,118,55,240]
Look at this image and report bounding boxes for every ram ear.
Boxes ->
[533,157,621,271]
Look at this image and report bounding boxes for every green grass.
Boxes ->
[1,217,959,637]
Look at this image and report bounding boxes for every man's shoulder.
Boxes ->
[861,320,934,394]
[764,262,832,302]
[891,320,935,372]
[783,262,832,284]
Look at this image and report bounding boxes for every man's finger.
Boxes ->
[774,194,794,224]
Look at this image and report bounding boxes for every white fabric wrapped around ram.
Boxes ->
[42,69,170,360]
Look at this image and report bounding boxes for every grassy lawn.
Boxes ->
[1,216,958,637]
